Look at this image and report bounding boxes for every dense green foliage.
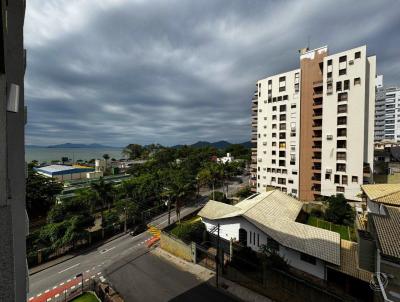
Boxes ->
[324,194,354,226]
[26,144,249,264]
[26,164,63,219]
[170,217,205,242]
[235,186,253,199]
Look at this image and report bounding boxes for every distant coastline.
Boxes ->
[26,146,125,163]
[26,143,122,149]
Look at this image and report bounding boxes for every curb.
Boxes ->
[29,232,127,276]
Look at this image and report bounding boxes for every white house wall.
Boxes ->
[202,217,327,280]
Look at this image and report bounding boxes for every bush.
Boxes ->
[235,186,253,199]
[324,194,354,226]
[209,191,226,202]
[170,220,205,242]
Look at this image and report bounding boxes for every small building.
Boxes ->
[217,153,234,164]
[198,190,341,280]
[35,165,94,181]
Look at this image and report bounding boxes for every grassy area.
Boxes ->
[307,215,353,241]
[72,292,99,302]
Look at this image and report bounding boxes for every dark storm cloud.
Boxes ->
[25,0,400,146]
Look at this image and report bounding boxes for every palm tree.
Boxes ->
[167,169,195,224]
[90,178,114,222]
[198,163,222,200]
[75,188,98,214]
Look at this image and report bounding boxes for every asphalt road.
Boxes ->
[104,249,237,302]
[28,176,248,301]
[28,202,203,300]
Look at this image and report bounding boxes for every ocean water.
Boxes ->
[26,147,125,163]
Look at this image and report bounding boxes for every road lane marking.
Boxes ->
[100,246,116,254]
[58,263,80,274]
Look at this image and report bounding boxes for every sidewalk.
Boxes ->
[151,247,274,302]
[29,232,126,276]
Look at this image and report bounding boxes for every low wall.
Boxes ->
[160,231,195,262]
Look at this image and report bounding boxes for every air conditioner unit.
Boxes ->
[327,135,333,140]
[326,168,332,173]
[349,60,354,65]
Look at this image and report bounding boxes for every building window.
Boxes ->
[336,151,346,160]
[339,55,347,63]
[291,104,296,109]
[339,69,346,76]
[337,186,345,193]
[279,160,285,167]
[336,81,342,92]
[257,234,260,247]
[283,95,288,101]
[327,59,332,66]
[336,163,346,172]
[271,177,276,182]
[272,150,276,155]
[354,77,361,85]
[272,159,276,164]
[337,104,347,114]
[352,176,358,183]
[279,133,286,139]
[272,133,276,138]
[279,114,286,121]
[288,179,293,184]
[337,140,347,149]
[249,231,252,244]
[279,123,286,130]
[272,115,277,120]
[355,51,361,59]
[278,178,286,185]
[334,174,340,184]
[279,142,286,149]
[272,124,277,129]
[273,106,277,111]
[300,253,316,265]
[342,175,348,185]
[280,105,286,112]
[337,116,347,125]
[337,128,347,137]
[344,80,350,90]
[325,173,331,180]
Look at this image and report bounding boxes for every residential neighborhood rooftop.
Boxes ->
[361,184,400,206]
[371,205,400,259]
[199,190,341,265]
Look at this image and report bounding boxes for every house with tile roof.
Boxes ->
[357,184,400,301]
[198,190,341,280]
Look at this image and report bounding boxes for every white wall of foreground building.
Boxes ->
[202,217,326,280]
[256,69,301,197]
[321,46,375,201]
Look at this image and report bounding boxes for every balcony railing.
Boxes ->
[313,80,323,87]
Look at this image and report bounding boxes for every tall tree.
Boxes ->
[122,144,143,160]
[90,178,114,222]
[26,169,63,219]
[324,194,355,225]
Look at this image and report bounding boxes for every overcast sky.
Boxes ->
[25,0,400,147]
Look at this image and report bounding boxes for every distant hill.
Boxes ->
[172,140,251,149]
[46,143,121,149]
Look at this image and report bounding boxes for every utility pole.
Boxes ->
[216,223,220,288]
[124,198,128,233]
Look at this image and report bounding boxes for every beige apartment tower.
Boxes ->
[252,45,376,201]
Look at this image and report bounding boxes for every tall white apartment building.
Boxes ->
[374,76,400,142]
[253,45,376,201]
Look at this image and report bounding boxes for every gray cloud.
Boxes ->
[24,0,400,146]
